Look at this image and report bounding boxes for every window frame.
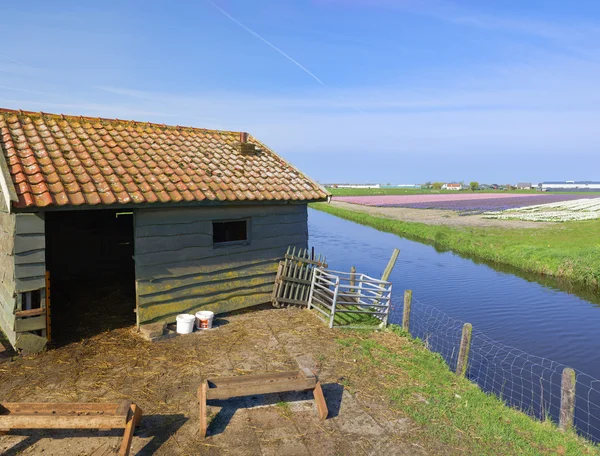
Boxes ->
[212,218,251,248]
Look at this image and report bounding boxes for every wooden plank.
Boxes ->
[136,249,286,282]
[118,404,142,456]
[199,381,208,439]
[135,234,306,268]
[2,403,121,414]
[284,254,328,267]
[209,371,304,386]
[134,232,212,255]
[138,275,275,307]
[207,378,316,400]
[115,400,133,417]
[138,286,272,324]
[16,263,47,282]
[275,297,310,307]
[137,262,277,298]
[15,308,44,318]
[14,249,45,265]
[252,223,307,241]
[0,414,127,429]
[271,261,284,306]
[313,382,328,420]
[15,276,45,293]
[136,220,211,238]
[252,212,307,227]
[137,259,278,293]
[136,204,305,227]
[14,315,46,332]
[15,214,44,235]
[13,236,45,255]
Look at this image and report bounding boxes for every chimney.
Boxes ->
[237,132,260,155]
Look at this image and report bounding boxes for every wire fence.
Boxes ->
[406,295,600,443]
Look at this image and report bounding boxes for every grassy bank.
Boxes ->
[311,202,600,290]
[336,325,598,455]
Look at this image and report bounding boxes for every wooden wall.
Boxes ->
[0,212,46,346]
[14,213,46,292]
[0,210,17,345]
[134,204,308,324]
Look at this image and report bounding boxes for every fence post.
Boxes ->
[456,323,472,377]
[381,248,400,282]
[559,368,576,431]
[402,290,412,332]
[350,266,356,296]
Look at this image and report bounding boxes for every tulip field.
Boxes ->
[483,198,600,222]
[334,194,586,215]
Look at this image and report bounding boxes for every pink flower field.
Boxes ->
[335,193,536,206]
[333,193,586,214]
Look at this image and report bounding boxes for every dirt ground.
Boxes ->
[0,307,451,456]
[329,200,551,229]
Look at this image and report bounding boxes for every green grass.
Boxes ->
[327,187,600,197]
[311,202,600,291]
[311,303,383,328]
[336,326,598,455]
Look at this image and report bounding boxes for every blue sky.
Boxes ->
[2,0,600,184]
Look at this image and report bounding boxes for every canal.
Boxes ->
[308,208,600,439]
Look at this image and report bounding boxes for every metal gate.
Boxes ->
[307,268,392,329]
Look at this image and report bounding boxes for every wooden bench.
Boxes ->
[198,368,328,438]
[0,400,142,456]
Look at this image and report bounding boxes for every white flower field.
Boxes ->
[483,197,600,222]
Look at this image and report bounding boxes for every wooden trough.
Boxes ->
[198,368,327,438]
[0,400,142,456]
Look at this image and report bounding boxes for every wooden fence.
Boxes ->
[271,247,327,308]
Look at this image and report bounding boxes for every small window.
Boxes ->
[21,289,42,310]
[213,220,248,245]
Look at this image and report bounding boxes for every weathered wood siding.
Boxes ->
[134,204,308,324]
[14,213,46,292]
[0,209,16,345]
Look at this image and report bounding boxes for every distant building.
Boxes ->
[516,182,532,189]
[442,183,462,191]
[538,181,600,192]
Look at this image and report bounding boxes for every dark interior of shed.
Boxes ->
[45,209,135,345]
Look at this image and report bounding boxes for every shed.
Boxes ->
[442,183,462,190]
[516,182,532,189]
[0,109,328,350]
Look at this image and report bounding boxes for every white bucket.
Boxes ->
[195,311,215,330]
[176,314,196,334]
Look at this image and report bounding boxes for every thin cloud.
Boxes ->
[210,2,326,86]
[0,54,28,67]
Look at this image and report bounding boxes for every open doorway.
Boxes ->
[45,210,135,345]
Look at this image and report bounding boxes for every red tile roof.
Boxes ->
[0,109,328,209]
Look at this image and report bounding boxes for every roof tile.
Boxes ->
[0,109,328,208]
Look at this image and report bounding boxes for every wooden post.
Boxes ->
[119,404,142,456]
[350,266,356,296]
[198,381,208,438]
[45,271,51,342]
[455,323,473,377]
[380,248,400,282]
[402,290,412,332]
[313,382,328,420]
[559,368,576,431]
